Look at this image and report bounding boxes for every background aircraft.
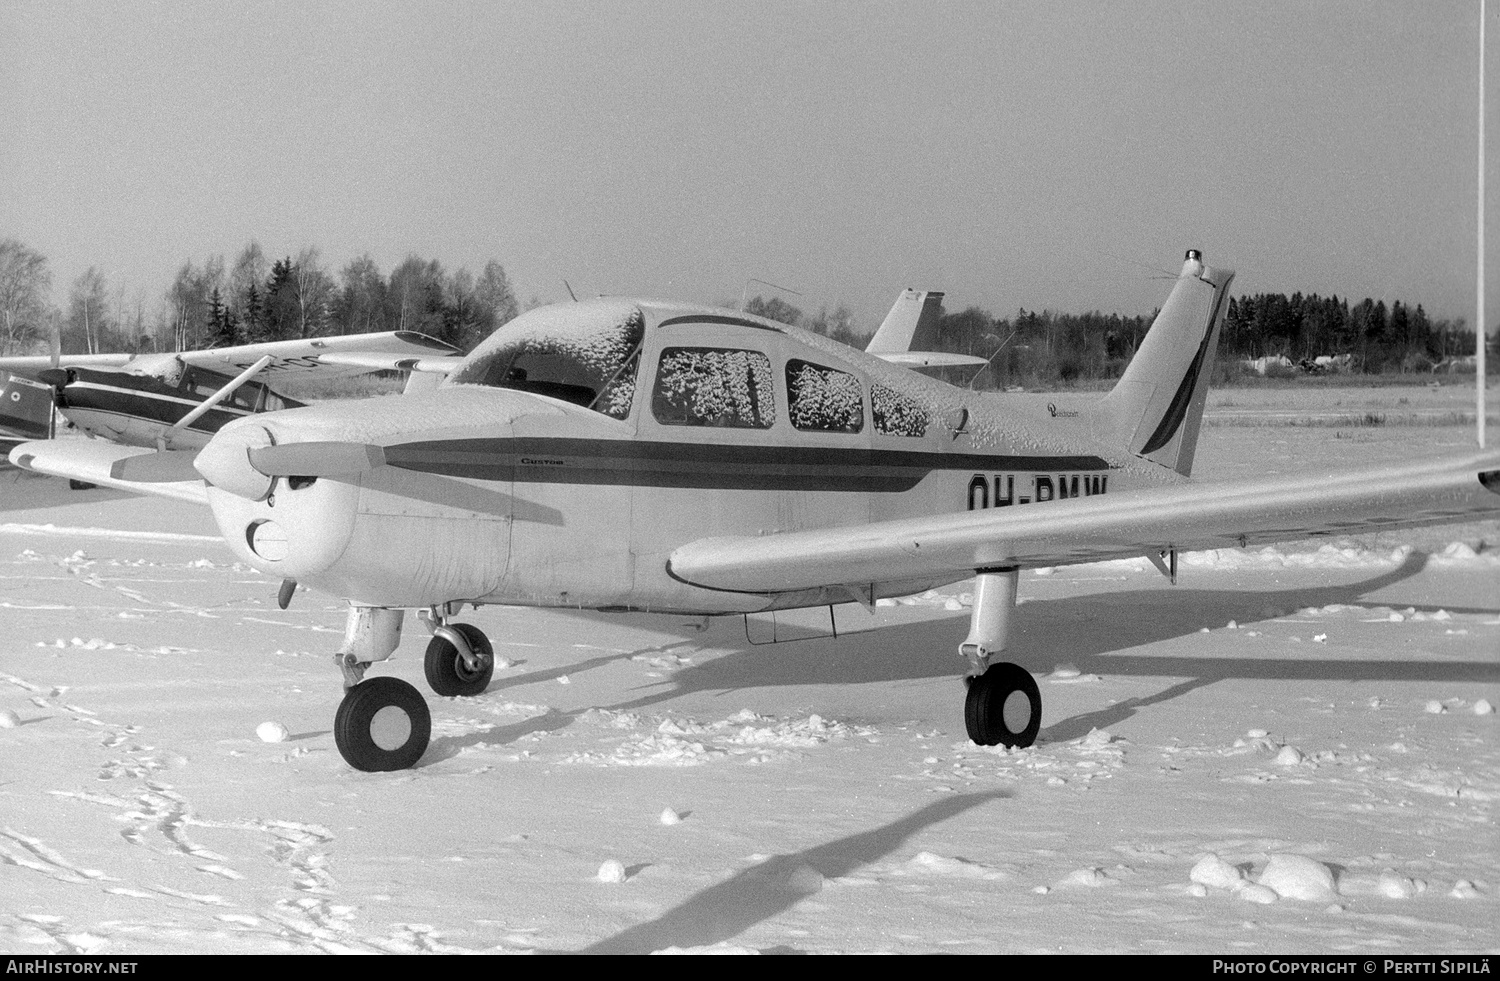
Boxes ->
[10,251,1498,773]
[0,372,55,456]
[0,331,458,452]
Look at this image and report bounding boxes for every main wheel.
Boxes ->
[965,662,1041,748]
[334,676,432,771]
[423,623,494,697]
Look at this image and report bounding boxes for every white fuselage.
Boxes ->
[201,301,1177,615]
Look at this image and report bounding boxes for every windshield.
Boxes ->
[449,301,645,419]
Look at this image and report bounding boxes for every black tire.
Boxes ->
[423,623,494,697]
[68,479,96,490]
[334,676,432,771]
[964,662,1041,748]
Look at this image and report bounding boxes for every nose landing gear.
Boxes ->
[334,675,432,772]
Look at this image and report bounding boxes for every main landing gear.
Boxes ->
[960,568,1042,748]
[329,604,495,772]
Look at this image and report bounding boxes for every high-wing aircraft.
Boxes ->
[0,331,458,452]
[10,251,1499,772]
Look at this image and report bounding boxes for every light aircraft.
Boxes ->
[0,331,459,452]
[10,251,1499,772]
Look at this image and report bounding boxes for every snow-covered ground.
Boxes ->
[0,415,1496,954]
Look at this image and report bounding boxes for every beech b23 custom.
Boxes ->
[10,251,1500,772]
[0,330,458,454]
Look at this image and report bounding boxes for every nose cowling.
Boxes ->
[194,423,277,500]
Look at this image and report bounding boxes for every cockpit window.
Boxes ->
[449,304,645,419]
[652,347,775,429]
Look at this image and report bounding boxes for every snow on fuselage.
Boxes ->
[201,299,1176,614]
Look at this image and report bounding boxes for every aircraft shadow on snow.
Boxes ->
[422,551,1497,763]
[564,790,1009,955]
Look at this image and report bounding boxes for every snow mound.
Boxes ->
[1189,854,1244,890]
[596,859,626,883]
[0,709,19,729]
[1057,867,1119,888]
[256,721,290,743]
[659,807,681,826]
[904,851,1008,880]
[1474,699,1493,716]
[652,942,758,955]
[1258,854,1337,901]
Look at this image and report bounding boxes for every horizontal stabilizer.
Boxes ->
[871,351,988,368]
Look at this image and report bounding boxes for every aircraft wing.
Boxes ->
[7,440,207,505]
[315,353,465,374]
[0,353,134,378]
[179,330,459,380]
[667,452,1500,594]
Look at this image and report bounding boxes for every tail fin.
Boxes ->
[0,372,55,442]
[865,289,945,353]
[1092,251,1235,477]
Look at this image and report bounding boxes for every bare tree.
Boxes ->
[68,267,110,354]
[0,238,52,356]
[293,247,333,337]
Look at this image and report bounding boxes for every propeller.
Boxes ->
[108,450,202,483]
[247,441,386,478]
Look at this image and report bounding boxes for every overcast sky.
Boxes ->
[2,0,1495,333]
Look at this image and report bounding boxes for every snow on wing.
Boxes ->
[666,452,1500,594]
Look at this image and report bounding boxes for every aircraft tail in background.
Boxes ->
[865,289,946,354]
[1091,251,1235,478]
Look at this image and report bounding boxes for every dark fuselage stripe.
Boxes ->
[384,437,1113,492]
[62,383,244,433]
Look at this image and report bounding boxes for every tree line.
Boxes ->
[1,234,1486,387]
[0,237,521,358]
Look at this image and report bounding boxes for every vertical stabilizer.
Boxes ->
[1093,251,1234,477]
[865,289,945,353]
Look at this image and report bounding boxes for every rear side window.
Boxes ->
[871,383,928,436]
[652,347,775,429]
[786,359,864,433]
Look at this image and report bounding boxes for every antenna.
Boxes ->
[968,329,1018,389]
[1479,0,1488,448]
[564,280,579,302]
[739,278,802,312]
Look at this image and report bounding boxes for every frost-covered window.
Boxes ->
[448,304,644,419]
[785,359,864,433]
[871,383,928,437]
[652,347,775,429]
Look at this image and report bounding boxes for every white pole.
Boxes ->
[1480,0,1487,448]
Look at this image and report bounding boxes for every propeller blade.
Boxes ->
[48,315,60,370]
[248,441,386,477]
[107,450,203,483]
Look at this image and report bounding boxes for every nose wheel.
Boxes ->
[334,676,432,771]
[964,662,1041,748]
[423,623,495,697]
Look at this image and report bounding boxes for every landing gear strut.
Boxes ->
[330,606,433,772]
[419,608,495,698]
[959,567,1041,748]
